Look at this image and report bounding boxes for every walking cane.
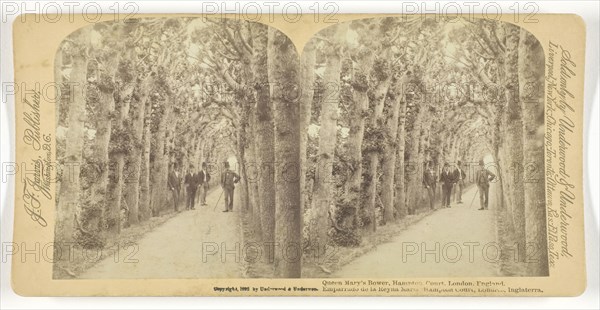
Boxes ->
[469,187,479,209]
[213,189,224,211]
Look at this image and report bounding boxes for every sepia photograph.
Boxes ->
[51,15,549,281]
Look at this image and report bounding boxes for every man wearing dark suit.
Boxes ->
[477,160,496,210]
[454,161,467,204]
[220,161,240,212]
[423,162,437,210]
[168,163,181,212]
[184,164,199,210]
[439,162,457,208]
[198,162,211,206]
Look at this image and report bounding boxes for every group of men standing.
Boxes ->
[168,162,211,212]
[422,160,495,210]
[166,161,241,213]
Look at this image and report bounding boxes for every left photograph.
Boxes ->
[53,17,303,279]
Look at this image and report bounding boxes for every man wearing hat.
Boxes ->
[423,161,437,210]
[184,164,199,210]
[198,162,211,206]
[167,163,181,212]
[476,159,496,210]
[439,162,457,208]
[220,161,240,212]
[454,161,467,204]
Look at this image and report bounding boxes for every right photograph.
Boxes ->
[302,16,548,278]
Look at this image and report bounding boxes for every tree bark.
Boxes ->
[247,108,262,230]
[150,95,171,216]
[299,40,317,213]
[268,28,302,278]
[382,73,410,223]
[364,56,393,231]
[309,24,348,254]
[519,29,548,276]
[503,23,526,249]
[251,23,276,254]
[416,118,432,210]
[405,104,425,214]
[105,25,137,233]
[125,79,151,224]
[85,51,119,234]
[393,91,408,219]
[55,27,90,243]
[236,105,251,214]
[106,90,131,231]
[345,48,376,227]
[139,96,152,221]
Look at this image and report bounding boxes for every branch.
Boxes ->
[223,21,245,57]
[220,106,237,123]
[236,24,253,55]
[480,24,503,56]
[490,25,506,54]
[472,48,496,61]
[200,56,218,70]
[312,35,333,44]
[475,65,494,85]
[443,53,473,68]
[203,96,231,108]
[74,213,92,236]
[214,31,242,58]
[470,29,495,58]
[445,52,494,85]
[215,48,240,61]
[218,67,240,90]
[186,52,202,62]
[461,19,499,58]
[388,28,402,45]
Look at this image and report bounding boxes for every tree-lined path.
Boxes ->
[333,186,499,278]
[80,188,242,279]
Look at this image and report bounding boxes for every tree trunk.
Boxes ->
[394,91,408,219]
[382,73,409,223]
[268,28,302,278]
[364,56,393,231]
[251,23,276,254]
[450,136,458,162]
[106,89,131,231]
[55,43,64,132]
[503,23,526,249]
[247,109,262,231]
[195,139,205,168]
[345,49,376,226]
[55,27,89,243]
[416,118,432,210]
[308,24,347,254]
[125,81,150,224]
[105,27,137,233]
[236,107,251,214]
[493,106,511,234]
[405,104,425,214]
[139,96,152,221]
[299,40,316,213]
[519,29,548,276]
[150,98,171,216]
[84,56,118,235]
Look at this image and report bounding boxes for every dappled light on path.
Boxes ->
[80,188,242,279]
[334,186,499,278]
